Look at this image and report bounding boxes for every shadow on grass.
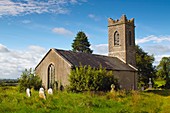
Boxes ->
[145,89,170,96]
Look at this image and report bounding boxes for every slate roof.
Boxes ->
[54,49,136,71]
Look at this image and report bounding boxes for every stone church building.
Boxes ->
[35,15,138,90]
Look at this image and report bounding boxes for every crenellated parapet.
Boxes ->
[108,15,134,26]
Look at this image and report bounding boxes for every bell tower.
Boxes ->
[108,15,136,67]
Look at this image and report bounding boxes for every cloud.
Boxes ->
[144,45,170,55]
[136,35,170,44]
[0,44,10,53]
[136,35,170,65]
[0,44,46,79]
[22,20,31,24]
[52,27,73,36]
[0,0,86,17]
[141,44,170,65]
[154,55,170,66]
[88,14,100,21]
[91,44,108,55]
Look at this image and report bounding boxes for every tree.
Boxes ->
[136,45,156,87]
[157,57,170,88]
[69,65,118,92]
[72,31,93,53]
[18,68,42,92]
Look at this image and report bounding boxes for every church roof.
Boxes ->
[54,49,136,71]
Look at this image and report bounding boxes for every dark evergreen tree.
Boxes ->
[136,45,156,87]
[72,31,93,53]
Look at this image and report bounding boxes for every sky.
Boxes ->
[0,0,170,79]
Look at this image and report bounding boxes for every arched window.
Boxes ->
[129,31,132,45]
[48,64,55,89]
[114,31,120,46]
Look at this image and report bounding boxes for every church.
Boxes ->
[35,15,138,90]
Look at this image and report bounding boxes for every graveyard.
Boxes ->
[0,86,170,113]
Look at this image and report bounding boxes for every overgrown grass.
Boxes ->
[155,79,166,88]
[0,86,170,113]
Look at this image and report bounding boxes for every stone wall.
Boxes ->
[35,49,71,90]
[113,70,138,90]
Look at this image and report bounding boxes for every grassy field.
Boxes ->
[1,86,170,113]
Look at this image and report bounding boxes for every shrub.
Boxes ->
[18,68,42,92]
[69,65,118,92]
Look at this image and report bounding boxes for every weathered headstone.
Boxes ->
[110,84,115,92]
[141,86,144,91]
[148,78,152,89]
[39,87,46,100]
[48,88,53,95]
[26,88,31,97]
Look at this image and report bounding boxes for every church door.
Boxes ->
[47,64,55,89]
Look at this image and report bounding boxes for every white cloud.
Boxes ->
[0,44,10,53]
[154,55,170,65]
[91,44,108,55]
[70,0,78,4]
[88,14,100,21]
[0,44,46,79]
[0,0,86,17]
[136,35,170,44]
[141,44,170,65]
[22,20,31,24]
[52,27,73,36]
[136,35,170,65]
[144,45,170,55]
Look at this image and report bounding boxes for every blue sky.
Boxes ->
[0,0,170,79]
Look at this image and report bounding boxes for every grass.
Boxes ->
[1,86,170,113]
[155,79,166,88]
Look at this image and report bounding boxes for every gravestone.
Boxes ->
[148,78,152,89]
[39,87,46,100]
[48,88,53,95]
[26,88,31,97]
[110,84,115,92]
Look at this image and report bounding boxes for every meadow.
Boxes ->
[0,86,170,113]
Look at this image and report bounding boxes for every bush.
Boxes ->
[69,65,118,92]
[18,68,42,92]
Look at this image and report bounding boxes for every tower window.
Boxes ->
[129,31,132,45]
[114,31,120,46]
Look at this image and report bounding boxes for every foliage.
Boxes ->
[157,57,170,88]
[136,45,156,87]
[18,68,42,92]
[154,79,166,88]
[72,31,93,53]
[69,65,118,92]
[0,79,18,86]
[1,86,170,113]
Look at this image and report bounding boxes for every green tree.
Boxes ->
[72,31,93,53]
[18,68,42,92]
[69,65,118,92]
[157,57,170,88]
[136,45,156,87]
